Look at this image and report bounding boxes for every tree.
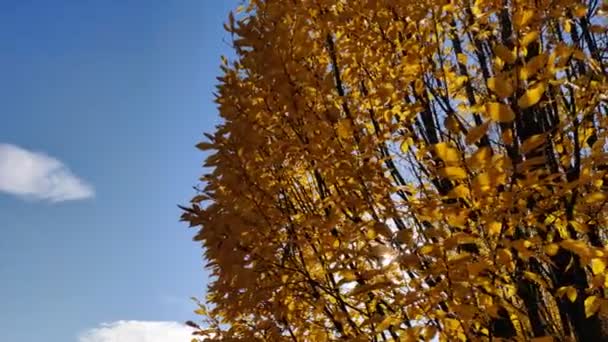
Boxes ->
[182,0,608,340]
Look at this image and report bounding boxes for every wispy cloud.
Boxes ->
[79,321,195,342]
[0,143,94,202]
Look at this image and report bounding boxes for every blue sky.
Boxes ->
[0,1,238,341]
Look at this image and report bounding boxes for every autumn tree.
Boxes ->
[182,0,608,340]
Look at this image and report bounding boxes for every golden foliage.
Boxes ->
[182,0,608,341]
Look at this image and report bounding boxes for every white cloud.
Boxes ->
[0,143,94,202]
[79,321,195,342]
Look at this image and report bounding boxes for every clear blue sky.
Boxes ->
[0,1,238,341]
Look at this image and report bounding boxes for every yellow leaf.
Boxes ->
[524,271,547,287]
[454,75,468,88]
[497,249,515,270]
[423,326,438,341]
[441,166,468,180]
[457,53,468,65]
[518,82,546,108]
[447,210,469,227]
[573,5,587,18]
[195,142,216,151]
[519,53,547,80]
[488,221,502,236]
[591,258,606,275]
[444,318,461,330]
[570,220,588,233]
[378,83,395,98]
[531,337,554,342]
[513,9,534,29]
[465,121,490,145]
[545,243,559,256]
[349,283,381,297]
[556,286,569,298]
[445,115,461,134]
[520,134,547,154]
[494,129,508,146]
[586,192,607,204]
[472,172,492,193]
[567,287,578,302]
[486,102,515,122]
[564,20,571,33]
[373,222,393,239]
[494,44,517,64]
[487,75,514,99]
[442,3,456,12]
[366,228,377,240]
[419,245,435,255]
[468,261,489,276]
[585,296,601,317]
[471,2,482,17]
[520,31,539,48]
[336,119,352,139]
[468,146,492,170]
[376,315,399,332]
[435,142,460,164]
[339,270,357,282]
[561,239,593,258]
[401,137,414,153]
[448,184,470,199]
[399,253,419,266]
[395,229,413,244]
